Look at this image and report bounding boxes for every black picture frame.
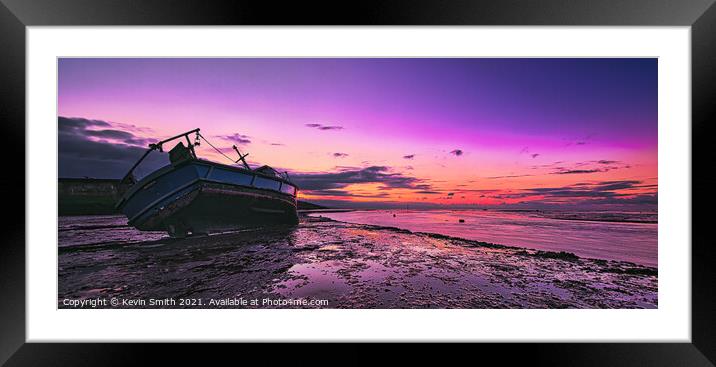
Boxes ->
[1,0,714,365]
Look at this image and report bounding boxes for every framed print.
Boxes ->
[1,0,715,365]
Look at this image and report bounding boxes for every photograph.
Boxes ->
[4,0,712,362]
[57,57,658,309]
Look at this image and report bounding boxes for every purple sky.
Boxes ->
[58,58,657,209]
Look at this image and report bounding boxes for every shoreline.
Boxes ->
[304,213,657,269]
[305,208,657,224]
[60,213,658,271]
[314,215,657,272]
[58,214,658,308]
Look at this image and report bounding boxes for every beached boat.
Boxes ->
[116,129,299,237]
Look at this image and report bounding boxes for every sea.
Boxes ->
[308,209,657,267]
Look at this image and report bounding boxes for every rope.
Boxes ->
[197,132,238,165]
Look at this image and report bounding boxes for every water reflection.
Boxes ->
[312,210,657,267]
[58,215,657,309]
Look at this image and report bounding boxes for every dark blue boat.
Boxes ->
[116,129,299,237]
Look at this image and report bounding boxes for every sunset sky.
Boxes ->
[58,58,657,209]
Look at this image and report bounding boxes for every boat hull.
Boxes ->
[139,181,298,236]
[117,161,298,236]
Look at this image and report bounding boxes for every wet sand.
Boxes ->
[58,215,657,309]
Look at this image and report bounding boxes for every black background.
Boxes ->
[1,0,714,365]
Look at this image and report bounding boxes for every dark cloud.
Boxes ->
[306,123,343,131]
[530,161,564,169]
[59,116,168,179]
[592,180,642,191]
[124,137,155,146]
[83,129,135,141]
[403,154,415,160]
[306,179,656,210]
[487,180,656,206]
[307,189,390,198]
[217,133,251,145]
[291,166,429,194]
[59,116,155,148]
[550,160,630,175]
[531,160,630,175]
[455,189,500,194]
[58,116,111,131]
[333,152,349,158]
[450,149,463,156]
[552,169,603,175]
[527,187,622,198]
[531,153,540,159]
[486,174,533,179]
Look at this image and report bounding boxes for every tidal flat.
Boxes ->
[58,215,657,309]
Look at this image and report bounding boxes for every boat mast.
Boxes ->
[232,145,251,170]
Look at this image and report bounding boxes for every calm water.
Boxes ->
[310,210,657,267]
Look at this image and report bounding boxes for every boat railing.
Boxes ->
[118,128,299,199]
[119,128,201,188]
